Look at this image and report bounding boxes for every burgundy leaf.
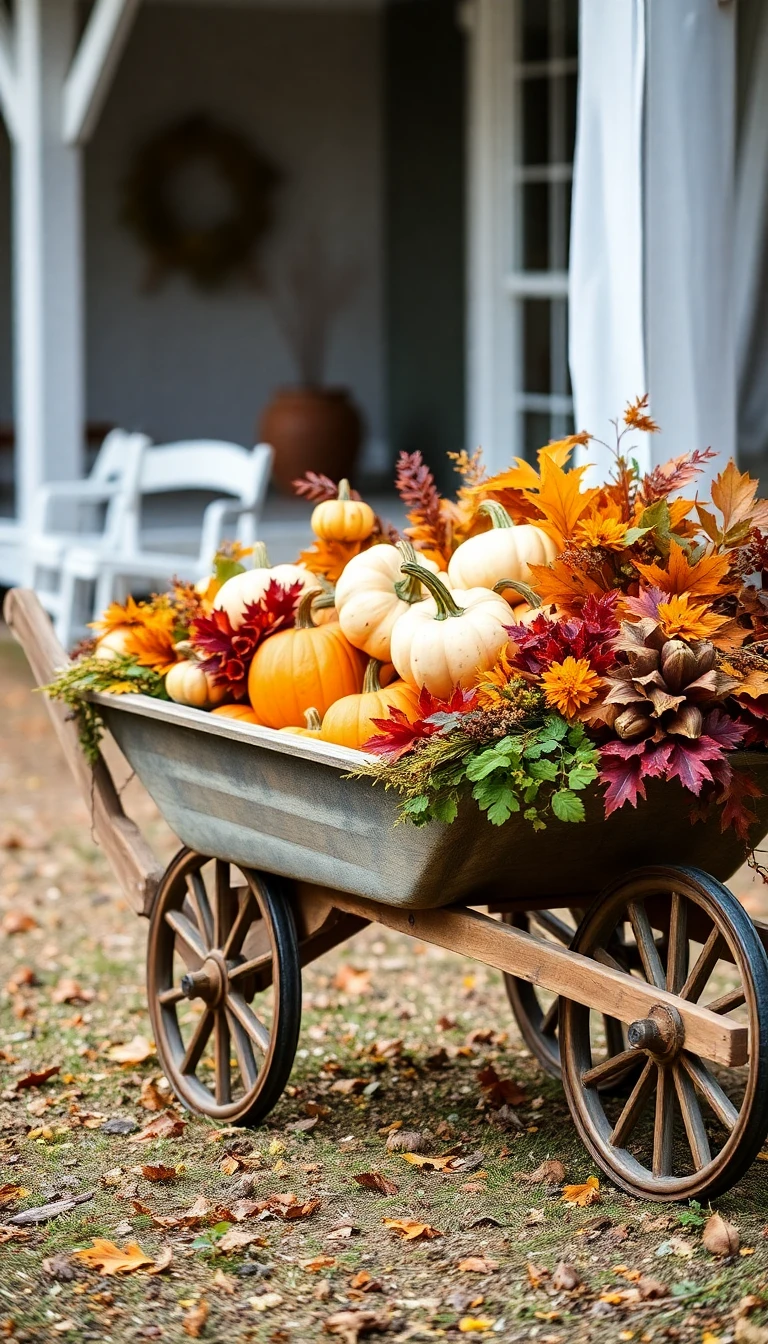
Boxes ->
[701,708,747,751]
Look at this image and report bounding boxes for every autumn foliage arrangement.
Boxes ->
[46,397,768,849]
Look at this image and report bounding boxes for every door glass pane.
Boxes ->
[523,411,552,459]
[523,300,551,395]
[521,0,548,62]
[564,0,579,58]
[521,79,549,166]
[521,182,549,270]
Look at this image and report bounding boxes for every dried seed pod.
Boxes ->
[614,707,654,740]
[665,704,703,739]
[660,640,697,692]
[627,647,660,677]
[691,640,717,676]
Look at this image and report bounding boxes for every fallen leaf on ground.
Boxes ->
[703,1212,740,1256]
[72,1239,154,1275]
[527,1261,550,1288]
[399,1152,462,1172]
[333,966,371,997]
[385,1129,423,1153]
[303,1256,336,1272]
[182,1300,208,1337]
[8,1192,93,1226]
[51,978,94,1005]
[458,1320,495,1335]
[108,1036,154,1065]
[140,1165,177,1183]
[15,1066,59,1091]
[457,1257,499,1274]
[552,1261,580,1291]
[349,1270,383,1293]
[562,1176,600,1207]
[217,1226,266,1254]
[517,1159,566,1185]
[139,1079,167,1112]
[323,1309,391,1341]
[476,1064,527,1107]
[130,1111,185,1143]
[147,1246,173,1275]
[286,1116,318,1133]
[249,1292,283,1312]
[655,1236,694,1259]
[354,1172,398,1195]
[211,1269,237,1294]
[274,1194,321,1221]
[330,1078,368,1096]
[327,1221,358,1241]
[0,1185,27,1207]
[2,911,38,934]
[382,1217,441,1241]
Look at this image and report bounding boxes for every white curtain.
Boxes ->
[569,0,647,481]
[570,0,736,482]
[735,0,768,473]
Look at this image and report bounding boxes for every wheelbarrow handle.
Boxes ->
[2,587,162,915]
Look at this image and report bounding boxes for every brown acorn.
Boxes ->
[605,624,739,744]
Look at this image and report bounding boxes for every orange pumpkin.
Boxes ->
[212,704,263,725]
[311,479,375,543]
[320,659,420,751]
[248,590,366,728]
[279,708,323,738]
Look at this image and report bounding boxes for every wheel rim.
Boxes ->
[147,849,300,1123]
[560,866,768,1201]
[503,908,639,1091]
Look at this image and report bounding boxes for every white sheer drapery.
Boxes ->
[735,0,768,474]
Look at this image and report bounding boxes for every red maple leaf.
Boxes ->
[363,685,477,759]
[507,591,620,676]
[190,578,303,700]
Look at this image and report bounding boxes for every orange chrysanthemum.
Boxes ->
[540,657,601,719]
[90,595,146,634]
[575,509,628,550]
[123,608,180,674]
[656,594,726,643]
[623,393,659,434]
[475,646,517,709]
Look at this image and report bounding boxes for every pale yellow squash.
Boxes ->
[335,540,441,661]
[447,501,557,599]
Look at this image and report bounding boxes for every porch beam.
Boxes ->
[0,7,18,141]
[62,0,141,146]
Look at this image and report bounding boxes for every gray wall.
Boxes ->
[85,3,385,459]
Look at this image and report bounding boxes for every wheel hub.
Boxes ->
[627,1003,684,1060]
[180,951,228,1006]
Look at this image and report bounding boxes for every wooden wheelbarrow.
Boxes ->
[7,585,768,1203]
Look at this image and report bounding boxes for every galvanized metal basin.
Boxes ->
[94,692,768,910]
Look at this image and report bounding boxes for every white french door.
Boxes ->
[467,0,579,469]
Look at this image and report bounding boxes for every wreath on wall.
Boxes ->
[121,114,281,291]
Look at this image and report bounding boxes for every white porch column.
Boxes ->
[13,0,83,525]
[570,0,736,480]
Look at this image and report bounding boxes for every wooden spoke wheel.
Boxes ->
[147,849,301,1125]
[560,866,768,1201]
[502,908,641,1093]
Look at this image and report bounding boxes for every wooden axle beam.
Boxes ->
[295,884,748,1068]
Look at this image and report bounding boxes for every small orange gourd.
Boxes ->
[320,659,420,751]
[279,708,323,738]
[211,703,263,724]
[311,479,375,543]
[247,590,366,728]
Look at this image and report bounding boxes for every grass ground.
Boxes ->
[3,631,768,1344]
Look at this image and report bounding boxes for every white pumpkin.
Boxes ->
[165,659,228,710]
[94,626,132,660]
[390,564,510,699]
[213,542,315,629]
[335,540,441,661]
[448,501,557,600]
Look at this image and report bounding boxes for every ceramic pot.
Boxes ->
[259,386,363,493]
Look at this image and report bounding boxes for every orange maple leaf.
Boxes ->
[299,537,364,582]
[634,541,733,599]
[526,560,604,614]
[623,393,659,434]
[707,460,768,540]
[73,1239,154,1275]
[524,455,600,545]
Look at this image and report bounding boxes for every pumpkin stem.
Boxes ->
[399,562,463,620]
[303,707,322,730]
[337,479,351,501]
[493,578,542,608]
[478,500,514,530]
[251,541,271,570]
[393,540,424,603]
[312,589,336,612]
[363,658,384,694]
[297,589,324,629]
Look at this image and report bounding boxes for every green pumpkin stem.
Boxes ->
[303,707,322,730]
[363,658,384,694]
[393,540,424,603]
[296,589,323,629]
[478,500,514,530]
[337,479,351,501]
[493,578,542,608]
[399,562,462,621]
[251,541,271,570]
[312,589,336,611]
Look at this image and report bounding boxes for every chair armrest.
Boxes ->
[199,498,240,571]
[30,479,120,534]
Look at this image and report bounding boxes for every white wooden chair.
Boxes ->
[24,428,152,634]
[56,440,273,647]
